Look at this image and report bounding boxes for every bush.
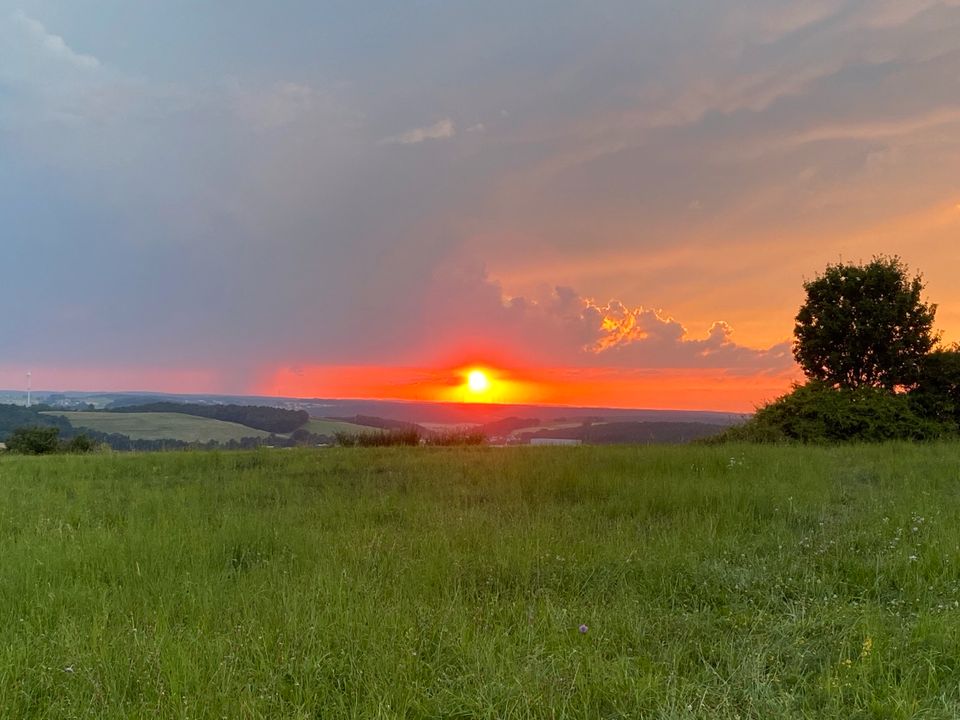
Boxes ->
[64,434,95,453]
[718,382,951,443]
[335,429,422,447]
[7,426,61,455]
[425,429,486,446]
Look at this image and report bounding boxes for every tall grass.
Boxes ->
[2,443,960,717]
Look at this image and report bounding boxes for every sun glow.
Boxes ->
[467,369,491,394]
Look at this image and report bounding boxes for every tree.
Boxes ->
[793,256,937,390]
[6,426,61,455]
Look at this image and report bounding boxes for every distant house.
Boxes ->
[530,438,582,446]
[0,442,7,452]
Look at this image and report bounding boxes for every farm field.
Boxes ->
[508,421,591,437]
[46,412,271,443]
[3,444,960,717]
[299,418,382,436]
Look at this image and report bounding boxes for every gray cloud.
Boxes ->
[1,1,959,395]
[380,117,455,145]
[12,11,100,69]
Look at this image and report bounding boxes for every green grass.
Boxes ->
[46,411,271,442]
[3,443,960,717]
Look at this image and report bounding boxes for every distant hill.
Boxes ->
[299,418,386,435]
[0,404,73,440]
[327,415,429,435]
[47,412,271,443]
[4,390,750,445]
[476,417,542,437]
[301,400,745,426]
[108,402,308,434]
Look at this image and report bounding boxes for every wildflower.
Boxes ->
[860,636,873,659]
[909,555,918,562]
[579,624,588,634]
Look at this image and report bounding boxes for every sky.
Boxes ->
[2,1,960,411]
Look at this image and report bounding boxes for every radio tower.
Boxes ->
[26,371,31,408]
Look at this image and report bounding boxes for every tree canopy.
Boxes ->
[793,256,937,390]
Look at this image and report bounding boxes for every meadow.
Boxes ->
[300,418,383,437]
[42,412,378,444]
[2,444,960,718]
[46,412,272,443]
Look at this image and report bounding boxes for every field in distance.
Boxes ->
[3,443,960,717]
[299,418,381,436]
[43,412,380,442]
[46,411,272,443]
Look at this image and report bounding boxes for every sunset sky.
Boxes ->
[2,1,960,410]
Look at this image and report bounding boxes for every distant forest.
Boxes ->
[0,404,72,438]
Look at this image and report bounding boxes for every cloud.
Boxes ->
[228,80,361,132]
[790,106,960,145]
[12,11,101,69]
[414,265,794,373]
[859,0,960,28]
[0,10,160,131]
[380,117,455,145]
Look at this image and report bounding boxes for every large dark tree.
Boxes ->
[793,256,937,390]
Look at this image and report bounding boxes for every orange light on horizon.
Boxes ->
[257,362,801,412]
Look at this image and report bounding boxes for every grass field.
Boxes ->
[46,412,271,442]
[508,421,590,438]
[3,444,960,717]
[300,418,383,436]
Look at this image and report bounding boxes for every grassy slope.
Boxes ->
[46,411,270,442]
[508,421,587,437]
[2,444,960,717]
[300,418,381,436]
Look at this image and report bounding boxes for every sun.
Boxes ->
[467,369,491,394]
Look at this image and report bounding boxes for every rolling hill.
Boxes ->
[45,412,272,443]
